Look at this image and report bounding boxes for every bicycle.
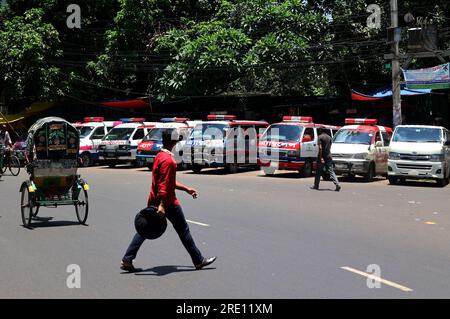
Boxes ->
[1,147,21,176]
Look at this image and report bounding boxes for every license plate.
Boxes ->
[106,152,115,158]
[270,161,279,168]
[336,164,347,170]
[409,170,419,176]
[146,158,153,163]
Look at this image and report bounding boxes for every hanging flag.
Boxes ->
[403,63,450,89]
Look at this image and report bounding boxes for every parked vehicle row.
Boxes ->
[69,115,450,187]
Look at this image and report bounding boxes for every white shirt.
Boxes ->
[0,131,12,146]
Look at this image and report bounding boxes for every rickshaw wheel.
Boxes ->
[20,184,33,228]
[32,205,40,217]
[9,155,21,176]
[75,188,89,225]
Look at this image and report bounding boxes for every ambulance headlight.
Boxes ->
[389,152,400,160]
[119,145,130,150]
[430,154,444,162]
[287,150,300,157]
[98,145,106,150]
[353,153,368,159]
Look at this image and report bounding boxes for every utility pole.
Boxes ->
[391,0,402,127]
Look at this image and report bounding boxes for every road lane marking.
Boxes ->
[187,220,210,227]
[341,266,413,292]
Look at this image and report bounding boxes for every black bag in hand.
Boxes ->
[134,207,167,240]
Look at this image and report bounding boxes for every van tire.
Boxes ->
[262,166,276,176]
[108,162,116,168]
[364,163,375,182]
[226,163,239,174]
[300,160,313,177]
[388,176,398,185]
[192,165,203,174]
[80,152,92,167]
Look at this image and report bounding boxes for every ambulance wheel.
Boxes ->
[80,152,92,167]
[388,176,398,185]
[192,165,203,174]
[226,163,238,174]
[108,162,117,168]
[364,163,375,182]
[262,166,276,176]
[147,164,153,171]
[300,160,313,177]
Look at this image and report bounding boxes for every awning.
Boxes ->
[100,98,150,109]
[0,102,55,124]
[352,85,431,101]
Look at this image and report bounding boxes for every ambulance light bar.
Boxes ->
[282,116,314,123]
[120,118,146,123]
[345,118,378,125]
[207,115,237,121]
[160,117,190,123]
[84,117,105,123]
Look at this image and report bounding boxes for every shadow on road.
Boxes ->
[183,167,258,176]
[26,217,85,229]
[122,265,215,276]
[388,180,445,188]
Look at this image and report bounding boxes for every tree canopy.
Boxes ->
[0,0,449,106]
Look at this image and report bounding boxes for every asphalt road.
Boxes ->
[1,165,450,298]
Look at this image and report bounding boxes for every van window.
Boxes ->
[304,128,315,141]
[381,132,391,146]
[133,129,145,140]
[375,132,382,144]
[91,127,105,139]
[393,127,442,143]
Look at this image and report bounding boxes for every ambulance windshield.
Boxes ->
[262,125,303,142]
[144,128,164,141]
[104,128,135,141]
[79,126,95,138]
[191,124,227,140]
[392,127,441,143]
[333,129,373,145]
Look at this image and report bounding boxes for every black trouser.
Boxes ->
[123,204,204,265]
[314,157,340,188]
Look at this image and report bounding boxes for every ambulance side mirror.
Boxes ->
[445,140,450,146]
[375,141,383,148]
[302,135,312,143]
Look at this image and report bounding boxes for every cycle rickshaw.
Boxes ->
[20,117,90,228]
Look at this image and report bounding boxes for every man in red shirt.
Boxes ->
[121,129,216,272]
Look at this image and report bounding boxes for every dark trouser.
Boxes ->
[314,157,340,188]
[123,204,204,266]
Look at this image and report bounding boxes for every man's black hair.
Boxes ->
[162,129,178,148]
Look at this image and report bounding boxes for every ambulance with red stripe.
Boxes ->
[331,118,392,181]
[136,118,200,169]
[78,117,122,167]
[98,118,158,168]
[258,116,336,176]
[183,115,269,174]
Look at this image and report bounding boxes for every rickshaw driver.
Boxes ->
[0,124,13,160]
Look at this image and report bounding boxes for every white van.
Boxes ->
[98,118,157,168]
[78,117,122,167]
[388,125,450,186]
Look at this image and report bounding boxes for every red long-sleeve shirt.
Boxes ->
[147,150,180,207]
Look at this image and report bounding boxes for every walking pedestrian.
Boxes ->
[311,128,341,191]
[121,129,216,272]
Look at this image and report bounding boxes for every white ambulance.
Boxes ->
[78,117,122,167]
[331,118,393,181]
[98,118,157,168]
[388,125,450,186]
